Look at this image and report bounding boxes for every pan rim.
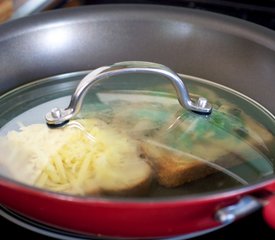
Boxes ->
[1,4,275,48]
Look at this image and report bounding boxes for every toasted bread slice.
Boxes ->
[140,139,246,187]
[140,107,274,188]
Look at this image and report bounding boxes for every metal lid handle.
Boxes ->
[45,61,212,126]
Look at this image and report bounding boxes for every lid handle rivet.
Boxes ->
[51,107,62,119]
[197,97,208,108]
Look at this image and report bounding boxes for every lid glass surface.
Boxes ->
[0,63,274,198]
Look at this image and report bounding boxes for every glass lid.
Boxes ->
[0,61,274,198]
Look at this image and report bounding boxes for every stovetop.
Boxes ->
[1,1,275,239]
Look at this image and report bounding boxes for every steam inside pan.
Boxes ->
[0,71,274,198]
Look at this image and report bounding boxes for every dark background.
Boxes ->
[77,0,275,29]
[1,0,275,239]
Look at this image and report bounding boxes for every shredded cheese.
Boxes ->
[1,118,150,195]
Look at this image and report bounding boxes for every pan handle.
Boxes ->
[263,183,275,229]
[216,190,275,229]
[263,195,275,229]
[215,196,262,225]
[45,61,212,126]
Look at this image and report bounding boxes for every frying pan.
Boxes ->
[0,4,274,239]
